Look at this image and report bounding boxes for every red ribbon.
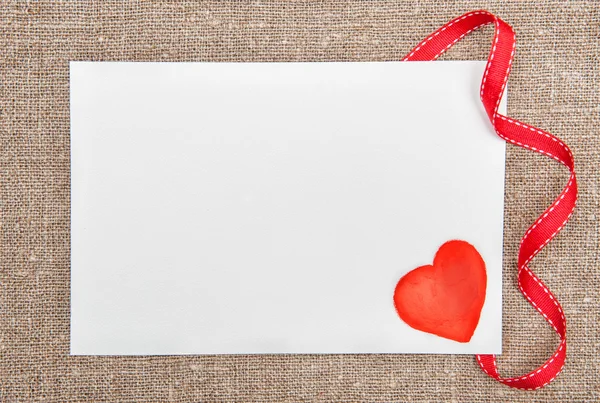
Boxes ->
[404,10,577,390]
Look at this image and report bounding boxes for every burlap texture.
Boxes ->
[1,1,598,401]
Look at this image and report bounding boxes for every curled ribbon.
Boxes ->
[404,10,577,390]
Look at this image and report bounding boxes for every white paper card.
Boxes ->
[70,61,505,355]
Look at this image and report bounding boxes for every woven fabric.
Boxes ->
[1,1,598,401]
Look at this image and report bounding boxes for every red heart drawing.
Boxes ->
[393,240,487,343]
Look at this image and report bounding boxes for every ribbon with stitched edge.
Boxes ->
[403,10,577,390]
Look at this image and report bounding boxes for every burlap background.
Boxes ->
[1,1,598,401]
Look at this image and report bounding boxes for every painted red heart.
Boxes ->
[393,240,487,343]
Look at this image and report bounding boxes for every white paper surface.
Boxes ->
[70,61,506,355]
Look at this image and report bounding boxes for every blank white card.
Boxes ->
[70,61,505,355]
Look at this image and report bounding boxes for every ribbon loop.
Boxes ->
[404,10,577,390]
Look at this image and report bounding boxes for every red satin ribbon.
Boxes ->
[404,10,577,390]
